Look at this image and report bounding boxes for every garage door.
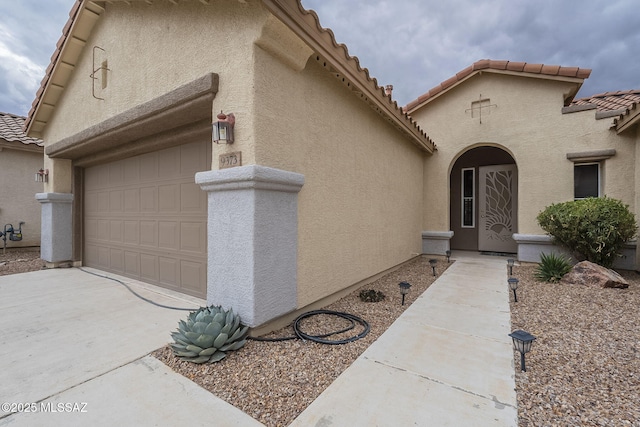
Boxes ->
[84,141,210,298]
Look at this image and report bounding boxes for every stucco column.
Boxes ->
[36,192,74,264]
[195,165,304,327]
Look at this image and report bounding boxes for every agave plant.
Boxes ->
[534,252,572,283]
[170,305,249,363]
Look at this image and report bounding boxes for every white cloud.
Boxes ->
[0,24,45,114]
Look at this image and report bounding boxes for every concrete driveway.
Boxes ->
[0,267,263,426]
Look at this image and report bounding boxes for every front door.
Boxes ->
[478,164,517,253]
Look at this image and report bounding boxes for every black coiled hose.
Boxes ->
[249,309,370,345]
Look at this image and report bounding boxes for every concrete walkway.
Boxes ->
[0,252,517,426]
[291,251,518,426]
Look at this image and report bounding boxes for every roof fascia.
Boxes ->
[0,140,44,153]
[615,104,640,134]
[26,1,104,138]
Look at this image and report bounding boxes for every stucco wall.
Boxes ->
[42,0,271,187]
[0,148,43,247]
[40,1,427,310]
[251,47,426,307]
[413,73,636,235]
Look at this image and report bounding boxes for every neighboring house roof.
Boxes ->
[0,112,43,151]
[570,90,640,113]
[563,90,640,133]
[405,59,592,113]
[25,0,435,152]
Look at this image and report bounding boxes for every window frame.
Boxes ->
[574,162,601,199]
[461,167,475,228]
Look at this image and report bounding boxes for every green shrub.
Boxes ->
[359,289,386,302]
[534,252,572,283]
[537,197,637,268]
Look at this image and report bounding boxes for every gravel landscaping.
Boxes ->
[510,263,640,426]
[4,249,639,426]
[153,255,447,426]
[0,248,44,276]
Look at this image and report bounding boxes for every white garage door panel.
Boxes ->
[84,141,209,298]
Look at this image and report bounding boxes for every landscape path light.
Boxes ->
[429,259,437,276]
[508,330,536,372]
[508,277,519,302]
[445,250,451,263]
[507,258,515,276]
[398,281,411,306]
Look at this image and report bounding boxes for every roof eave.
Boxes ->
[0,140,44,153]
[25,0,104,138]
[261,0,435,153]
[406,68,587,114]
[614,103,640,134]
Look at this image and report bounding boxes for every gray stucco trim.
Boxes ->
[422,230,454,255]
[566,149,616,162]
[36,192,74,263]
[196,164,305,193]
[196,165,305,328]
[512,233,636,270]
[45,73,218,166]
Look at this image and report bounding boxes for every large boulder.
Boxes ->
[561,261,629,289]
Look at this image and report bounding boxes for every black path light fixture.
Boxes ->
[398,281,411,305]
[508,277,519,302]
[445,250,451,263]
[508,330,536,371]
[507,258,515,276]
[429,259,437,276]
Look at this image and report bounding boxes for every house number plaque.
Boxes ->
[219,151,242,169]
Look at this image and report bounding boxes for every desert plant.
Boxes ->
[537,197,637,268]
[170,305,248,364]
[534,252,572,283]
[359,289,386,302]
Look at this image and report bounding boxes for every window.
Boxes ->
[461,168,475,227]
[574,163,600,199]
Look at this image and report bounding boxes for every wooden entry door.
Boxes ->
[478,164,517,253]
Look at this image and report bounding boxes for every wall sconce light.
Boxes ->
[398,281,411,305]
[429,259,437,276]
[508,329,536,371]
[212,111,235,144]
[445,250,451,263]
[508,277,519,302]
[35,168,49,183]
[507,258,515,276]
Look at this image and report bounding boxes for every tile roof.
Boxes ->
[23,0,83,137]
[570,90,640,113]
[405,59,592,113]
[264,0,434,151]
[26,0,435,152]
[0,112,44,147]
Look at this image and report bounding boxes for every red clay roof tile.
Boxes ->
[27,0,436,152]
[522,63,543,73]
[540,64,560,75]
[571,90,640,113]
[405,59,592,112]
[506,61,526,72]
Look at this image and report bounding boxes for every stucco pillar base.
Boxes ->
[513,234,636,269]
[36,193,74,263]
[422,231,454,255]
[196,165,304,328]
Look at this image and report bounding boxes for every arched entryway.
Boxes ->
[450,146,518,253]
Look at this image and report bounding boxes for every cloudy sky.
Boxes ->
[1,0,639,117]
